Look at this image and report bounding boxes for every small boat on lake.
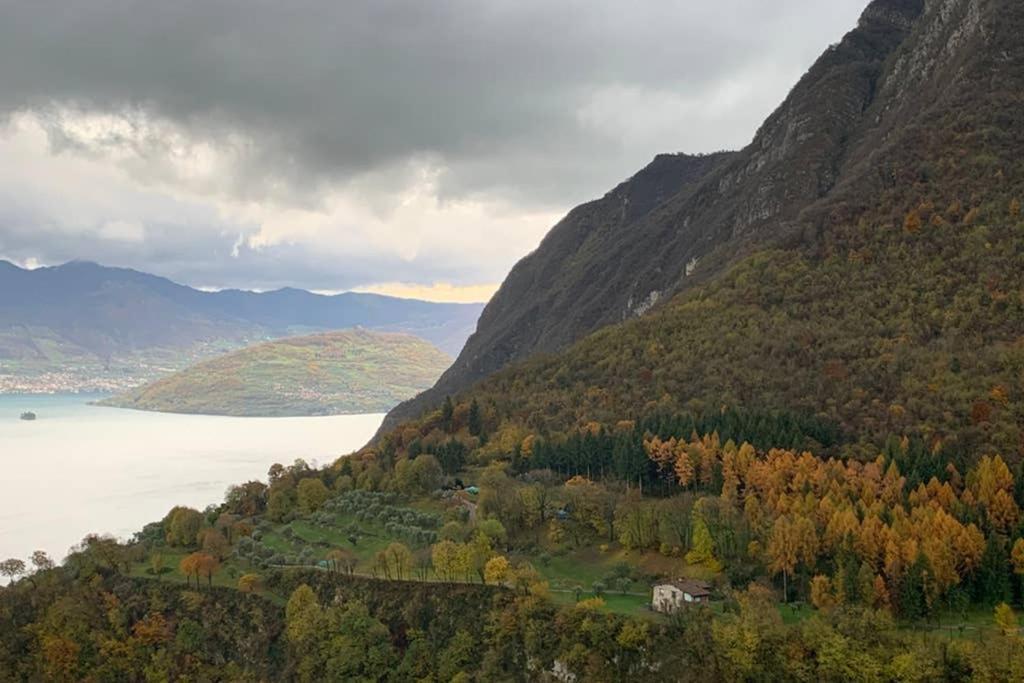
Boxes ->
[20,411,37,421]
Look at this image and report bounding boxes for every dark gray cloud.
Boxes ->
[0,0,869,294]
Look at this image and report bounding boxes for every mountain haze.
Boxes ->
[0,260,482,391]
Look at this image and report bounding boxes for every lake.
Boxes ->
[0,394,383,563]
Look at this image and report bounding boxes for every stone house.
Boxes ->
[652,579,712,613]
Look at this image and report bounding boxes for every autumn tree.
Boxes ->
[408,454,443,494]
[674,451,695,489]
[224,480,268,516]
[285,584,322,647]
[180,553,202,589]
[384,542,413,581]
[903,210,922,233]
[432,540,461,583]
[478,518,508,547]
[1011,538,1024,598]
[968,455,1019,533]
[132,613,172,645]
[766,514,817,602]
[685,503,720,571]
[519,476,554,536]
[643,436,678,483]
[296,478,330,515]
[435,628,475,680]
[198,528,230,561]
[180,552,218,588]
[266,488,297,522]
[214,512,240,541]
[238,573,262,594]
[414,548,433,581]
[810,575,835,610]
[872,574,891,610]
[319,601,396,679]
[616,494,659,551]
[994,603,1019,637]
[657,495,695,553]
[165,506,204,547]
[231,519,255,541]
[327,548,357,575]
[484,555,511,585]
[198,553,220,587]
[40,634,80,681]
[373,550,391,579]
[466,533,494,583]
[148,552,165,576]
[73,534,127,574]
[711,585,784,680]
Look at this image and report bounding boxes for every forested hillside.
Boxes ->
[101,330,452,416]
[4,425,1024,680]
[386,0,1024,464]
[384,0,1022,434]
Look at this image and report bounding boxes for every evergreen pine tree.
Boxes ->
[441,396,454,433]
[974,535,1012,605]
[897,553,930,622]
[468,399,483,437]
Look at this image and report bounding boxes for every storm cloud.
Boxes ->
[0,0,868,298]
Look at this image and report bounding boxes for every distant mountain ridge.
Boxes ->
[100,330,452,417]
[0,260,483,391]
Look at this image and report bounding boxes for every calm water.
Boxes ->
[0,394,383,562]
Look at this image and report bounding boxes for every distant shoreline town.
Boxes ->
[0,370,149,395]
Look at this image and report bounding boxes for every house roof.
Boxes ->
[658,579,711,597]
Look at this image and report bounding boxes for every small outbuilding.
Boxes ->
[652,579,712,613]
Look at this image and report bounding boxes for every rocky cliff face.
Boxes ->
[379,151,733,430]
[381,0,1015,432]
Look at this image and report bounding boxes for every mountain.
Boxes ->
[380,0,1024,459]
[100,330,452,416]
[382,0,1015,432]
[0,260,483,392]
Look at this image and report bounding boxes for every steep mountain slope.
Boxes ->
[101,330,451,416]
[0,260,482,391]
[384,0,935,429]
[379,0,1024,460]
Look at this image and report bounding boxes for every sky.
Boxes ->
[0,0,868,302]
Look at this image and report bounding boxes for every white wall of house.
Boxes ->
[653,584,706,612]
[652,585,682,612]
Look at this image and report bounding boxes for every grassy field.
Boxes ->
[549,589,658,617]
[261,517,402,572]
